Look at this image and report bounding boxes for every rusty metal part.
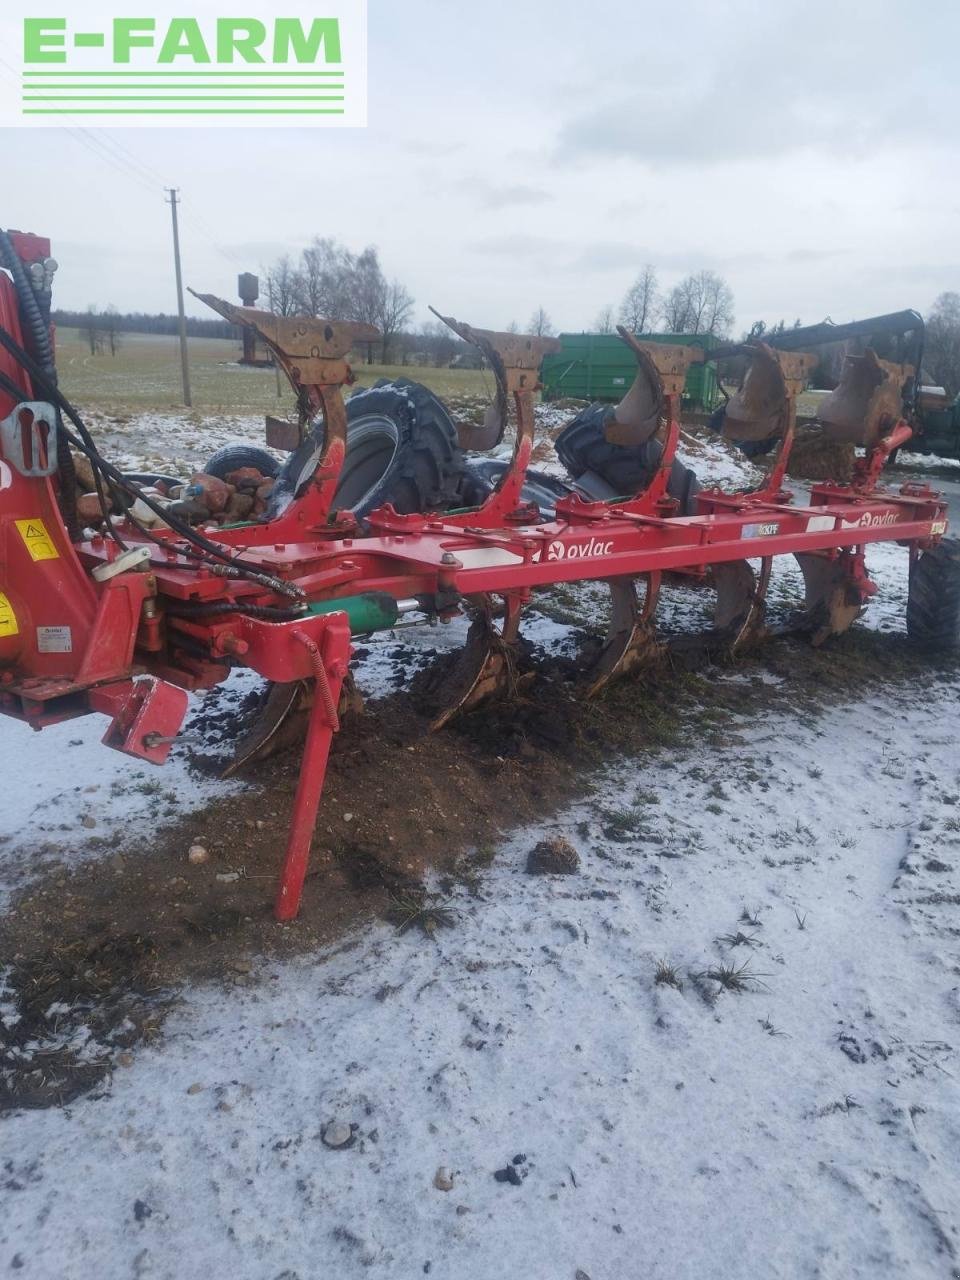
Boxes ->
[428,594,527,730]
[606,329,703,446]
[713,557,772,651]
[794,552,867,645]
[265,416,301,451]
[222,670,364,776]
[585,573,663,696]
[190,292,378,395]
[429,309,560,451]
[724,344,817,442]
[819,348,913,448]
[193,292,380,525]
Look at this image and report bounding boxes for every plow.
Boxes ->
[1,229,957,920]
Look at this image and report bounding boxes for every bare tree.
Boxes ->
[82,305,104,355]
[619,265,658,333]
[263,254,298,316]
[419,320,458,368]
[266,238,417,363]
[378,279,415,363]
[103,305,121,356]
[505,320,519,334]
[927,292,960,397]
[594,305,615,334]
[527,306,555,337]
[661,270,734,336]
[294,237,354,318]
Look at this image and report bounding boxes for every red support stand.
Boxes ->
[273,618,351,921]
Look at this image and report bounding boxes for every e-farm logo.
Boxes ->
[0,1,366,127]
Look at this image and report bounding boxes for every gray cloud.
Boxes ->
[557,2,957,168]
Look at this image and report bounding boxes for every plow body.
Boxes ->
[0,235,950,919]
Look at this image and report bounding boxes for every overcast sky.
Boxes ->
[2,0,957,334]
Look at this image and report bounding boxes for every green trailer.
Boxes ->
[540,331,721,410]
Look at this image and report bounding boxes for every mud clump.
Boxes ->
[526,836,580,876]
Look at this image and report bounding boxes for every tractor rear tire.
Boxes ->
[906,539,960,651]
[334,379,464,517]
[204,444,280,481]
[555,402,700,514]
[266,378,465,521]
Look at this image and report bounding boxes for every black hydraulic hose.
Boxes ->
[0,230,82,539]
[0,321,301,595]
[166,600,308,621]
[0,230,53,375]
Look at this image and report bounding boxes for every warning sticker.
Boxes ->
[0,592,18,638]
[15,518,60,562]
[37,625,72,654]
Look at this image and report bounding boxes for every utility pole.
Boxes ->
[165,188,192,407]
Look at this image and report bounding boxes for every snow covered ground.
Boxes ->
[2,407,959,1279]
[3,667,959,1279]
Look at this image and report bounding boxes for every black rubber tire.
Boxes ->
[555,402,700,514]
[265,378,464,521]
[906,539,960,651]
[458,458,575,519]
[204,444,280,481]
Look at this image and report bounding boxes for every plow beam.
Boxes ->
[725,344,818,499]
[606,330,701,446]
[430,310,560,525]
[430,309,560,451]
[191,291,379,526]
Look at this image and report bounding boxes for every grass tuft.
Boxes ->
[697,961,770,993]
[654,959,683,992]
[385,891,458,937]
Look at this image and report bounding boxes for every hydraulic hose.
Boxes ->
[0,229,81,538]
[0,320,301,597]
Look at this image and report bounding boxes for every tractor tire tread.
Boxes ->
[906,538,960,651]
[555,401,700,514]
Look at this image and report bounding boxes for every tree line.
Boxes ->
[53,306,235,350]
[54,249,960,396]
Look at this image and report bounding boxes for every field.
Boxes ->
[56,328,489,414]
[2,336,960,1279]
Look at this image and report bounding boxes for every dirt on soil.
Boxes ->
[2,627,957,1109]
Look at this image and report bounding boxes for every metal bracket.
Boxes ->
[0,401,59,476]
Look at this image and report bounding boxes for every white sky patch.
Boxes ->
[1,0,957,329]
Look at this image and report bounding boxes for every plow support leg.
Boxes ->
[274,619,351,921]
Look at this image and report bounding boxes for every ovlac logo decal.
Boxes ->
[545,536,614,562]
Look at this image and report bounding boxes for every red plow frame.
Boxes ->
[0,238,948,919]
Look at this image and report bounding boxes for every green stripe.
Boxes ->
[22,69,344,76]
[23,107,346,114]
[23,94,345,100]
